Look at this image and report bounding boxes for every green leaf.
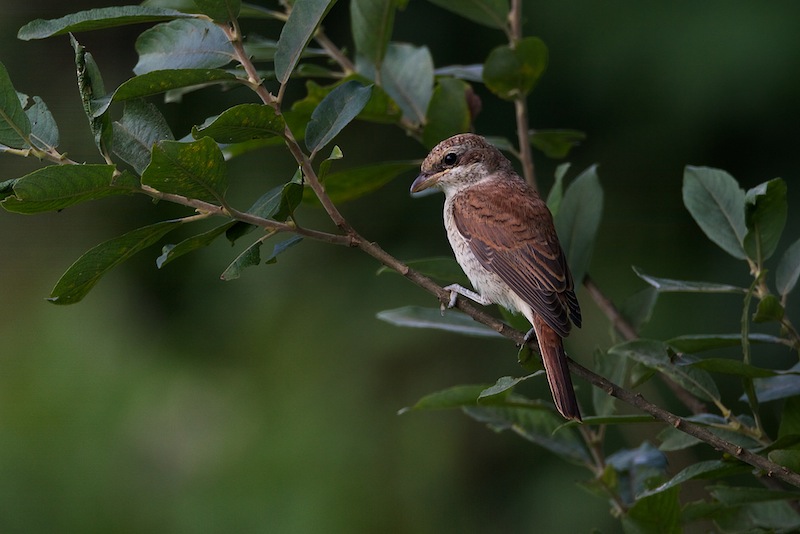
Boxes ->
[689,358,777,379]
[264,235,303,264]
[25,96,59,150]
[48,220,183,304]
[351,0,401,69]
[305,80,372,154]
[659,414,761,452]
[623,486,680,534]
[483,37,548,100]
[17,6,192,40]
[0,178,18,201]
[478,374,537,402]
[751,363,800,402]
[422,77,471,149]
[399,384,487,414]
[424,0,508,29]
[226,177,303,242]
[776,237,800,297]
[274,0,333,84]
[376,257,469,285]
[292,78,401,125]
[753,294,784,323]
[302,160,416,204]
[592,348,627,417]
[708,493,800,532]
[193,0,241,21]
[142,137,228,203]
[375,43,434,124]
[779,396,800,439]
[376,306,503,338]
[633,266,746,294]
[529,129,585,159]
[682,166,747,259]
[553,164,603,285]
[134,18,235,75]
[2,165,137,214]
[545,163,568,214]
[769,449,800,474]
[464,401,590,464]
[667,333,786,353]
[609,340,721,403]
[192,104,286,143]
[157,221,236,268]
[639,460,751,499]
[619,287,658,332]
[112,100,175,175]
[710,485,800,506]
[743,178,787,264]
[220,238,263,280]
[72,35,113,157]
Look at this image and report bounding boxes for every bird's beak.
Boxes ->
[410,172,439,194]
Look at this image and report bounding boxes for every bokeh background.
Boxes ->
[2,1,799,532]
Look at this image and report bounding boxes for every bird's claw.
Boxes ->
[440,289,458,315]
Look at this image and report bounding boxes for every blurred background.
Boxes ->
[2,1,799,532]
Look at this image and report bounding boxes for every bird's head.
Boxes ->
[410,134,512,196]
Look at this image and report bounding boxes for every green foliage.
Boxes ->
[2,2,800,532]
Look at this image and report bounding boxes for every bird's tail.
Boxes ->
[532,314,581,421]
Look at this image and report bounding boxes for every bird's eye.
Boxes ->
[443,152,458,166]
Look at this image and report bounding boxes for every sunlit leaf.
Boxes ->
[483,37,547,100]
[376,306,503,338]
[192,104,286,143]
[305,80,372,154]
[112,100,175,175]
[633,266,746,294]
[134,18,235,75]
[424,0,508,29]
[18,6,191,40]
[682,166,747,259]
[48,220,183,304]
[422,77,470,149]
[776,237,800,297]
[274,0,333,83]
[553,165,603,285]
[2,165,137,214]
[142,137,228,203]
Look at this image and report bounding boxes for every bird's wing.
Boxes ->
[451,178,581,336]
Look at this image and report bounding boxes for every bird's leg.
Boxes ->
[442,284,492,312]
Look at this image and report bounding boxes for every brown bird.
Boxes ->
[411,133,582,421]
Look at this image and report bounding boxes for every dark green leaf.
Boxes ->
[72,35,113,157]
[483,37,548,100]
[302,160,416,204]
[0,63,31,146]
[478,374,537,401]
[682,166,747,259]
[376,306,503,338]
[375,43,434,124]
[464,400,589,464]
[553,164,603,285]
[633,266,746,294]
[25,96,59,150]
[112,100,175,175]
[192,104,286,143]
[243,35,327,62]
[579,415,655,425]
[710,485,800,506]
[134,18,235,75]
[768,450,800,474]
[398,384,487,414]
[779,397,800,439]
[667,333,786,353]
[376,257,469,285]
[274,0,333,83]
[658,413,761,451]
[48,220,183,304]
[609,339,721,403]
[743,178,787,264]
[592,348,627,417]
[776,237,800,297]
[0,178,18,201]
[157,221,236,268]
[226,177,302,242]
[220,238,262,280]
[529,129,585,159]
[710,496,800,532]
[193,0,241,21]
[424,0,508,29]
[545,163,567,214]
[623,486,680,534]
[142,137,228,203]
[17,6,192,40]
[753,294,784,323]
[422,77,471,149]
[351,0,400,69]
[305,80,372,154]
[2,165,137,214]
[264,235,303,264]
[619,287,658,333]
[689,358,777,378]
[639,460,751,499]
[292,78,401,125]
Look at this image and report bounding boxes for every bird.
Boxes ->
[410,133,583,421]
